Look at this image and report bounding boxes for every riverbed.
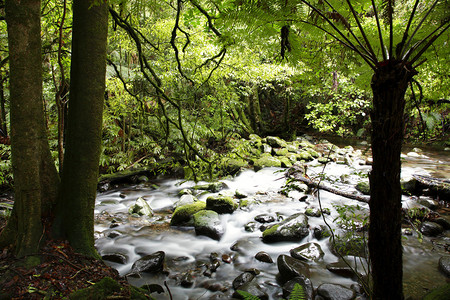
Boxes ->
[94,144,449,299]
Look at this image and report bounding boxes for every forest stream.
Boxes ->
[94,141,449,300]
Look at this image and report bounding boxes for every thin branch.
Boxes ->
[299,0,376,70]
[409,22,450,65]
[371,0,386,61]
[397,0,420,59]
[189,0,222,37]
[171,0,194,84]
[388,0,394,58]
[402,0,440,57]
[344,0,377,61]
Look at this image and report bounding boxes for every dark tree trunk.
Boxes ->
[0,0,59,257]
[369,61,416,300]
[54,0,108,258]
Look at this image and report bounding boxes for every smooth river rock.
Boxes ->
[290,242,324,262]
[262,213,309,243]
[130,251,165,274]
[420,221,444,237]
[193,210,224,240]
[438,256,450,277]
[277,254,310,283]
[282,276,314,300]
[317,283,356,300]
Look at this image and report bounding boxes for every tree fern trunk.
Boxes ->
[369,61,416,299]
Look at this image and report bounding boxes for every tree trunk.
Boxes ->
[0,0,59,257]
[369,61,416,299]
[54,0,108,258]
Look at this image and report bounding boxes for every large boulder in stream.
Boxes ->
[170,202,206,226]
[277,254,311,283]
[206,195,238,214]
[128,197,153,216]
[193,210,224,240]
[262,213,309,243]
[253,154,282,171]
[130,251,165,275]
[419,221,444,237]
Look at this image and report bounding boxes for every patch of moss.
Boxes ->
[262,224,280,238]
[68,277,121,300]
[297,151,313,161]
[170,201,206,226]
[423,283,450,300]
[206,196,238,214]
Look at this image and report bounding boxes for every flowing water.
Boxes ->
[94,146,449,299]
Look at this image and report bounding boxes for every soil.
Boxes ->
[0,218,150,299]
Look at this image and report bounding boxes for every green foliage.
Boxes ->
[236,283,305,300]
[0,144,12,188]
[305,82,371,137]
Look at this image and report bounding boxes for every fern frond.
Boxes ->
[288,283,306,300]
[236,290,262,300]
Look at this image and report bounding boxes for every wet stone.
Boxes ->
[193,210,224,240]
[180,272,195,287]
[233,281,268,300]
[262,213,309,243]
[317,283,356,300]
[245,221,258,232]
[130,251,165,274]
[438,256,450,277]
[326,261,358,279]
[277,254,311,283]
[433,218,450,230]
[102,253,127,264]
[254,214,276,223]
[222,254,232,264]
[420,221,444,237]
[290,242,324,262]
[107,230,121,239]
[232,272,255,289]
[255,251,273,263]
[282,276,314,300]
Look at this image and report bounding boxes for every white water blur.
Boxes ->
[94,149,449,299]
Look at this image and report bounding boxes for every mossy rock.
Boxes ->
[286,153,299,163]
[286,144,298,153]
[279,157,293,168]
[128,197,153,216]
[224,158,248,175]
[253,155,282,171]
[206,195,238,214]
[170,201,206,226]
[68,277,121,300]
[356,181,370,195]
[193,182,226,193]
[274,148,289,156]
[297,151,314,161]
[299,141,315,149]
[266,136,288,148]
[423,283,450,300]
[306,148,320,158]
[249,134,262,141]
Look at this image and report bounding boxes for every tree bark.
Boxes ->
[54,0,108,258]
[0,0,59,257]
[369,61,416,300]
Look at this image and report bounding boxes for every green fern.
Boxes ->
[236,290,261,300]
[236,283,305,300]
[288,283,306,300]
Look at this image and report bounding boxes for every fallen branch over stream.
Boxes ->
[286,165,370,203]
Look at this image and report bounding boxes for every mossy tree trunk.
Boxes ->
[54,0,108,258]
[0,0,59,257]
[369,61,416,299]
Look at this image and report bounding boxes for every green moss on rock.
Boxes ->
[206,196,238,214]
[170,201,206,226]
[68,277,121,300]
[253,156,282,171]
